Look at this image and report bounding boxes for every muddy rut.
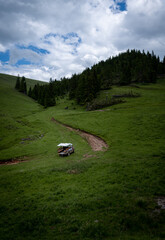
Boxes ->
[51,117,108,151]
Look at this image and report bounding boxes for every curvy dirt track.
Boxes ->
[51,117,108,151]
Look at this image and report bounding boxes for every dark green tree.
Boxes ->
[20,76,27,94]
[28,87,32,97]
[15,75,20,90]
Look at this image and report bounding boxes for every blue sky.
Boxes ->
[0,50,10,63]
[0,0,164,81]
[110,0,127,12]
[16,45,50,55]
[116,0,127,11]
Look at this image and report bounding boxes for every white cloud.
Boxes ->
[0,43,6,52]
[9,48,42,65]
[0,0,165,81]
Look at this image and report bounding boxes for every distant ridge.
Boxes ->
[0,73,47,90]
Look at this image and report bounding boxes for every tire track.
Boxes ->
[51,117,108,151]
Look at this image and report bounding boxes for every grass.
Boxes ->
[0,74,165,239]
[0,73,47,90]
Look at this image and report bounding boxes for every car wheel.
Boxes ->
[68,153,70,156]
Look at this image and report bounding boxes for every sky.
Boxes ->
[0,0,165,82]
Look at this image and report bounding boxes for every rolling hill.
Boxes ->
[0,73,47,89]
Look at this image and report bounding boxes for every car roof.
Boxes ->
[57,143,73,147]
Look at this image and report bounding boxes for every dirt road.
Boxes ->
[51,117,108,151]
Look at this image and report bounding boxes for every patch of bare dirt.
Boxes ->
[152,197,165,216]
[51,117,108,152]
[0,156,29,166]
[83,154,97,159]
[156,197,165,210]
[67,169,80,174]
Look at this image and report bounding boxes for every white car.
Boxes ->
[57,143,74,156]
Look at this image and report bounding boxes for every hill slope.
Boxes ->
[0,73,47,89]
[0,74,165,240]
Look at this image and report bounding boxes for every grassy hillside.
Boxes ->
[0,74,165,240]
[0,73,47,90]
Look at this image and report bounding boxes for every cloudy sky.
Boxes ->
[0,0,165,82]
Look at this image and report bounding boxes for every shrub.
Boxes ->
[86,97,125,111]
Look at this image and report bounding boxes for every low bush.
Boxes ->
[86,97,125,111]
[112,91,141,98]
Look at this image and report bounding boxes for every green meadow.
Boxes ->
[0,74,165,239]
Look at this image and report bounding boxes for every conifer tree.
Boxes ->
[15,75,20,90]
[163,56,165,74]
[28,87,32,97]
[31,84,39,100]
[20,76,27,94]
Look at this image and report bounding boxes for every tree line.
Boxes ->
[15,49,165,108]
[68,49,165,104]
[15,76,69,108]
